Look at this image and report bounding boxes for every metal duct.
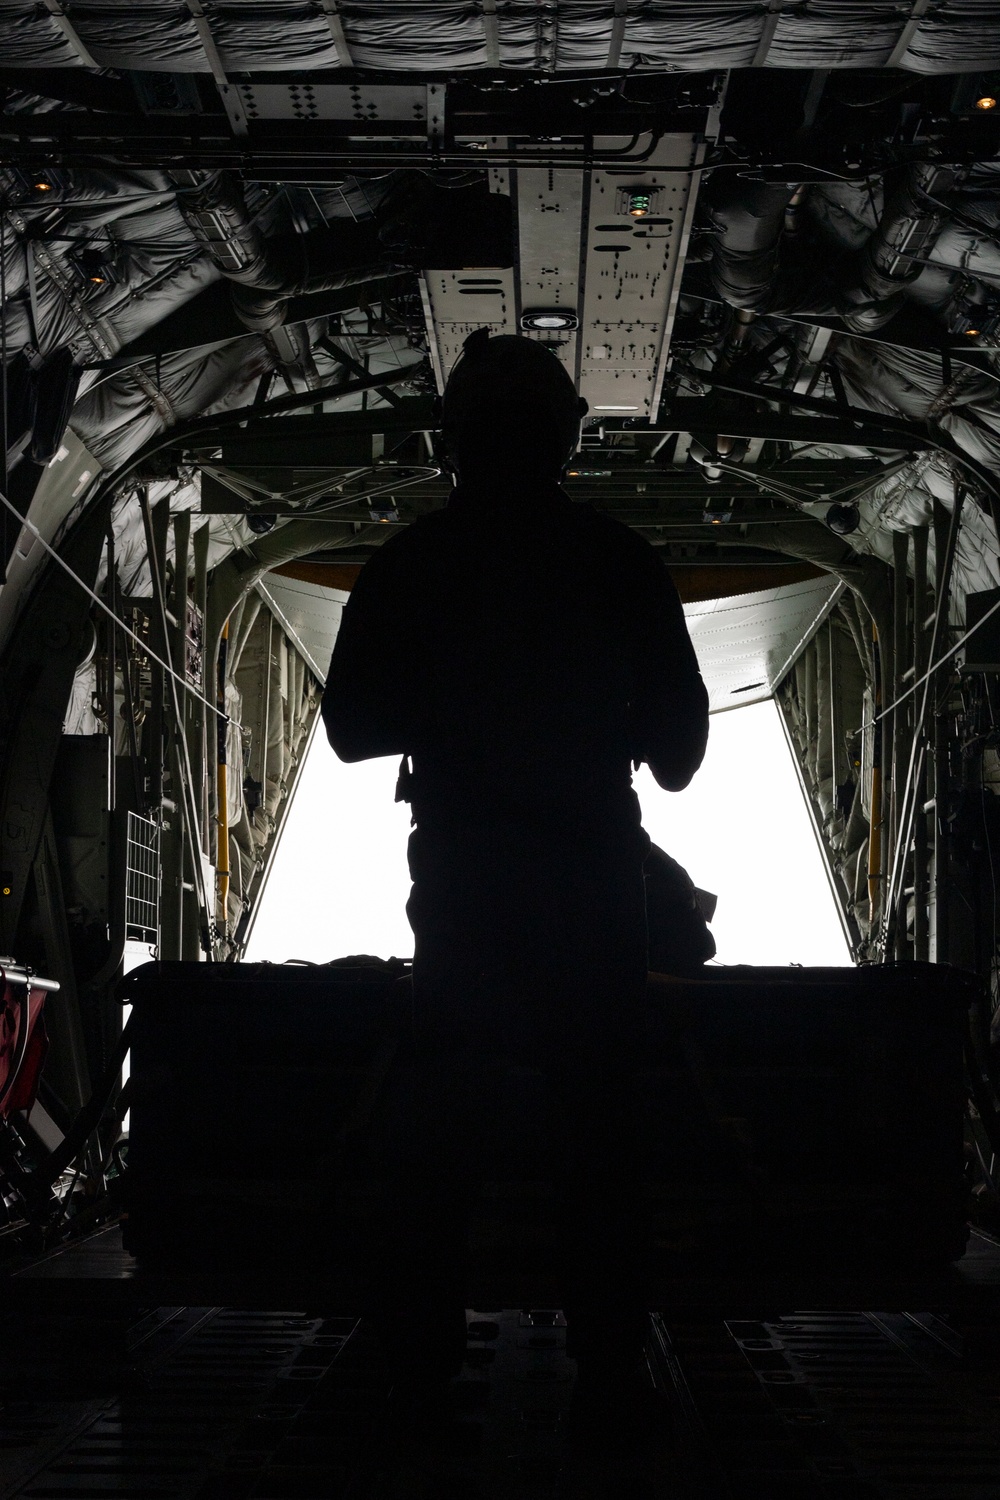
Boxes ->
[706,167,965,333]
[171,170,398,331]
[705,178,800,313]
[838,165,959,334]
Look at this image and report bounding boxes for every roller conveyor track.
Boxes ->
[3,1295,1000,1497]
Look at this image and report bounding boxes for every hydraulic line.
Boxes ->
[138,490,213,956]
[170,169,399,331]
[0,488,226,722]
[891,529,910,957]
[868,589,1000,729]
[217,619,230,928]
[868,623,883,927]
[705,177,799,313]
[839,164,959,334]
[912,523,930,962]
[882,486,967,955]
[0,367,417,727]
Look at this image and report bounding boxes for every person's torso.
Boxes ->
[398,486,647,821]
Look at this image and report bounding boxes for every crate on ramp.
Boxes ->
[122,959,974,1280]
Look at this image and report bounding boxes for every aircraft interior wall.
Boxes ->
[5,26,1000,1489]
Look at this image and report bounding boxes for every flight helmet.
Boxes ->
[441,328,588,481]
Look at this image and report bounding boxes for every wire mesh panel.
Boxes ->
[126,811,160,946]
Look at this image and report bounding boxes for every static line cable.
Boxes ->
[0,487,229,724]
[860,586,1000,732]
[137,489,215,950]
[880,484,967,954]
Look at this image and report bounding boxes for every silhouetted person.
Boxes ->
[323,330,709,1398]
[645,843,717,976]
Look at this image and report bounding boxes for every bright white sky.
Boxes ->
[246,698,850,968]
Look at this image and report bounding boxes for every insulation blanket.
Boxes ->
[1,2,996,76]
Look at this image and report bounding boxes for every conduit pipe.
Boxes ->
[882,487,966,957]
[890,528,910,958]
[868,623,884,928]
[171,170,399,331]
[705,176,800,313]
[705,167,962,336]
[838,164,959,334]
[217,618,230,929]
[911,523,930,961]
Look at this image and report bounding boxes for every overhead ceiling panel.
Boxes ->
[421,133,702,420]
[236,82,429,124]
[420,264,517,393]
[579,134,703,418]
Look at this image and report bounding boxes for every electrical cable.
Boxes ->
[125,360,422,465]
[111,552,146,812]
[982,683,1000,1040]
[864,588,1000,731]
[199,460,438,516]
[0,364,420,819]
[136,488,213,951]
[692,455,817,509]
[0,486,230,723]
[880,487,967,953]
[1,128,666,172]
[1,204,7,566]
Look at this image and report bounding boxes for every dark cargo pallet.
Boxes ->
[9,1221,1000,1318]
[122,959,975,1285]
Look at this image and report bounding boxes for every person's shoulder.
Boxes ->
[358,508,451,570]
[569,500,661,566]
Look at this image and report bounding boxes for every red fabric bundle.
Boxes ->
[0,976,48,1119]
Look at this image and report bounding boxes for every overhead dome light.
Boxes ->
[73,247,115,288]
[34,180,53,192]
[246,513,277,535]
[615,185,660,217]
[826,501,861,536]
[966,327,981,336]
[976,95,997,110]
[520,309,578,331]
